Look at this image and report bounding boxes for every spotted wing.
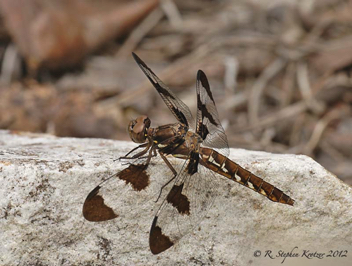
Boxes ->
[196,70,229,156]
[83,156,155,222]
[149,153,222,254]
[132,52,195,129]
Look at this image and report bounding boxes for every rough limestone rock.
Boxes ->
[0,130,351,266]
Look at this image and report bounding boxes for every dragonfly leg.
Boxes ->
[155,151,178,202]
[119,141,151,160]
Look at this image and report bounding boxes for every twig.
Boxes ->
[303,105,350,155]
[281,62,296,107]
[233,101,307,133]
[320,140,346,162]
[160,0,183,29]
[289,113,306,147]
[297,61,325,115]
[0,44,21,85]
[222,91,247,110]
[217,33,277,49]
[224,56,239,94]
[297,61,312,100]
[227,134,288,153]
[260,127,275,147]
[248,58,286,125]
[116,7,164,59]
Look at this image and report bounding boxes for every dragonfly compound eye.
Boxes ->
[128,116,149,143]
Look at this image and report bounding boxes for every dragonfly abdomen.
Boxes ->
[199,147,294,206]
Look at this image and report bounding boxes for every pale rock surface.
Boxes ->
[0,130,351,266]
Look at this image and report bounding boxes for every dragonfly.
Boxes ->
[83,53,294,254]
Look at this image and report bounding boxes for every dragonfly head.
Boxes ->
[128,115,151,143]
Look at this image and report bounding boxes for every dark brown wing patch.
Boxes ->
[197,123,209,141]
[198,70,215,103]
[187,151,199,175]
[196,72,218,128]
[149,217,174,254]
[195,70,229,153]
[83,186,118,222]
[118,164,150,191]
[132,52,194,127]
[148,159,222,254]
[83,162,150,222]
[166,183,190,215]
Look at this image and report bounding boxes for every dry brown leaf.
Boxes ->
[0,0,159,72]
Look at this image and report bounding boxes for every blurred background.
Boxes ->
[0,0,351,185]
